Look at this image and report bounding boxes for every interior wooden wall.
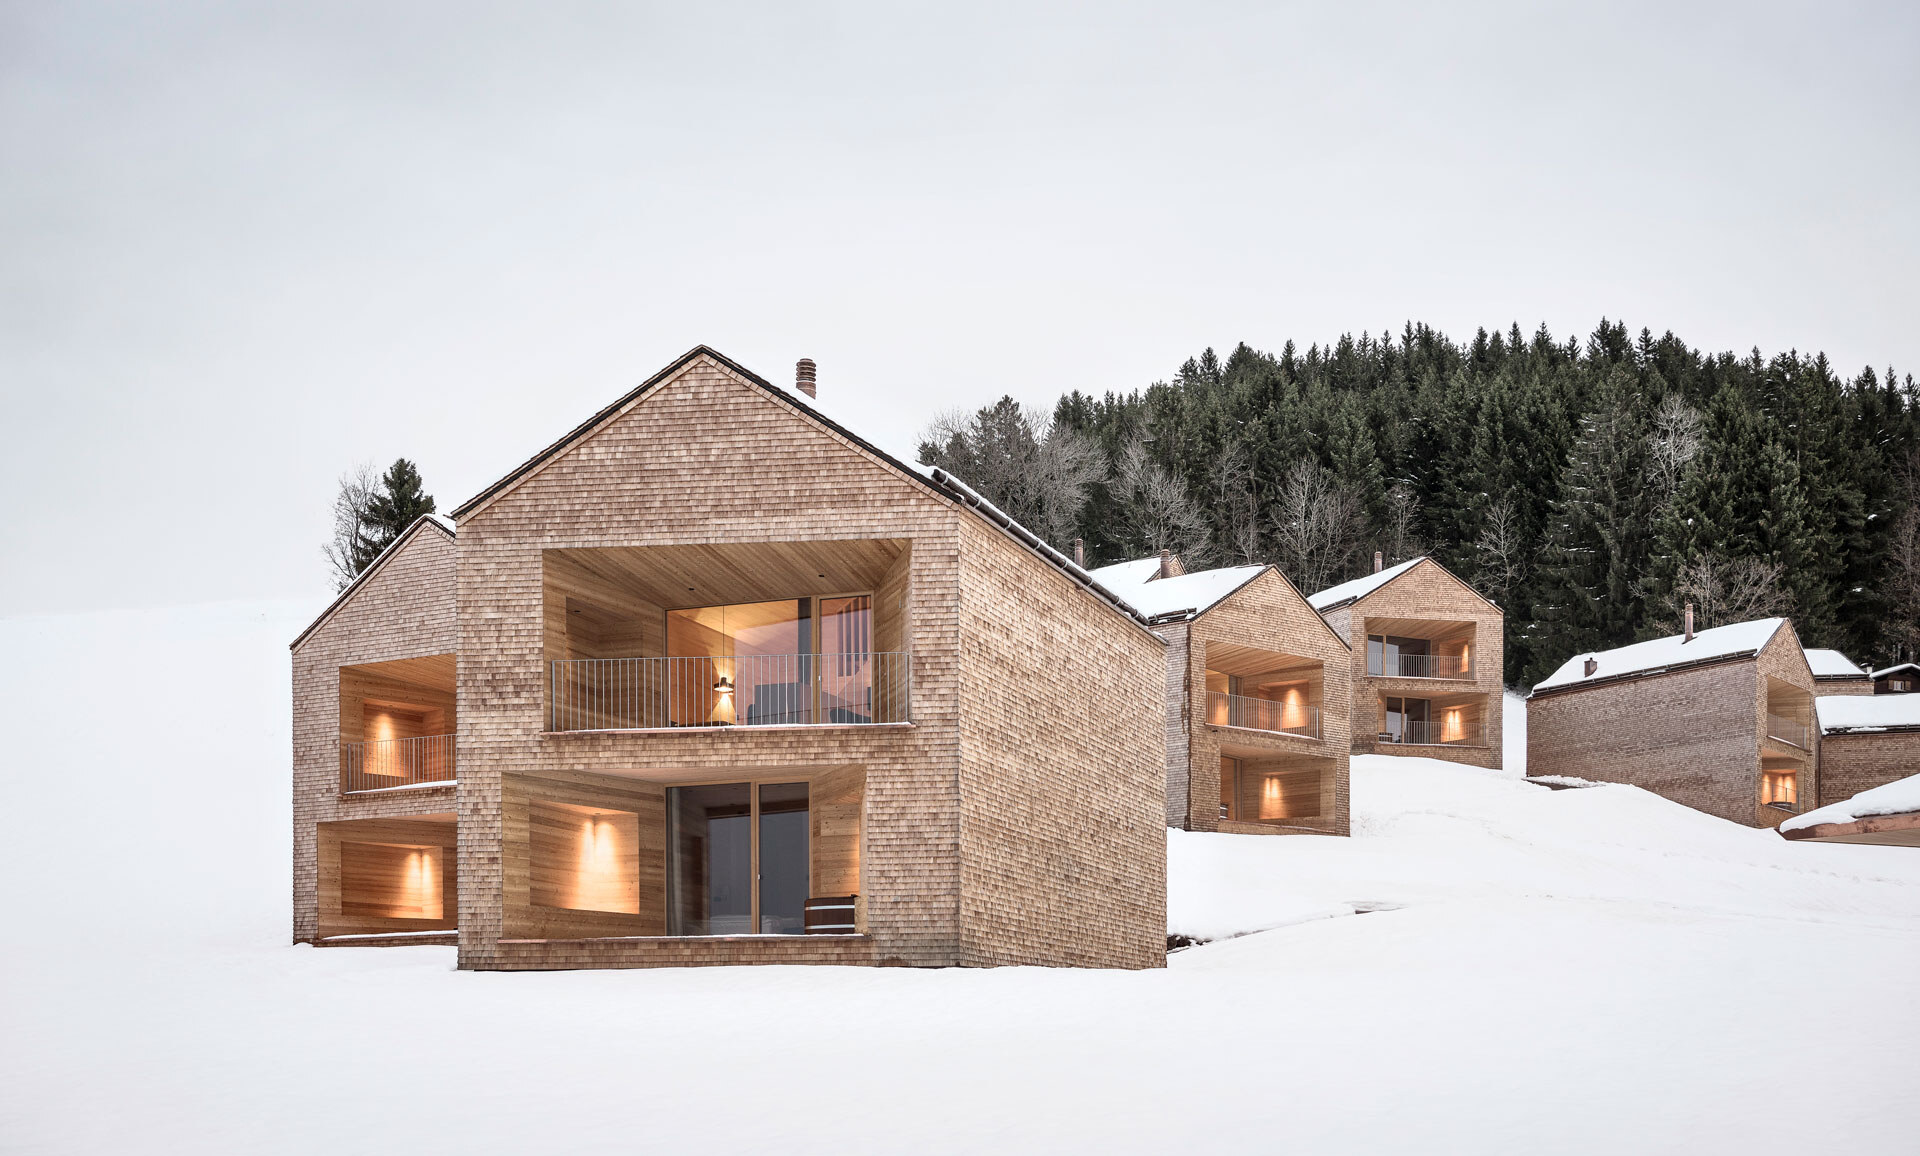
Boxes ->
[1238,755,1335,821]
[529,801,648,915]
[339,660,457,744]
[317,815,458,937]
[873,546,912,656]
[810,765,866,900]
[502,771,667,938]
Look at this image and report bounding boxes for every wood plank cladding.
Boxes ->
[529,801,648,915]
[316,815,457,937]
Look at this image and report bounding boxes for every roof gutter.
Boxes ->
[1528,649,1761,699]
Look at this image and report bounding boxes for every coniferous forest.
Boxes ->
[918,320,1920,687]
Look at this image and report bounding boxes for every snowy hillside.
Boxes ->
[3,602,1918,1155]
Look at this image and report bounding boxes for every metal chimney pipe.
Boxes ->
[1374,551,1384,574]
[1158,549,1172,580]
[1584,657,1598,677]
[1073,538,1085,568]
[796,358,817,399]
[1684,601,1695,642]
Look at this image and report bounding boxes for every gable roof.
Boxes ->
[1089,559,1267,620]
[1870,663,1920,680]
[1804,648,1868,679]
[1816,694,1920,735]
[1087,557,1351,650]
[289,514,456,650]
[1531,617,1787,695]
[1306,555,1501,617]
[446,345,1153,632]
[1306,557,1424,611]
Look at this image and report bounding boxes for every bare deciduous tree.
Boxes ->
[1115,439,1213,563]
[1269,459,1366,592]
[1472,496,1523,607]
[917,398,1105,547]
[1646,393,1704,508]
[1211,443,1264,565]
[322,462,380,592]
[1662,553,1792,631]
[1377,481,1424,564]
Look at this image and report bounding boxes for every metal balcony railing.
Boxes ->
[549,653,910,732]
[1766,713,1809,749]
[340,733,454,793]
[1368,652,1473,679]
[1379,720,1483,746]
[1207,691,1320,738]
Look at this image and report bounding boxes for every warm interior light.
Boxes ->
[572,815,631,912]
[1281,684,1307,731]
[368,710,401,776]
[398,846,442,919]
[1441,707,1464,743]
[1259,775,1285,820]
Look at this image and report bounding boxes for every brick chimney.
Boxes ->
[1373,551,1383,574]
[1073,538,1085,568]
[1684,601,1695,643]
[796,358,817,399]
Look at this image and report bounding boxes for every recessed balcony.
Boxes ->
[1365,619,1476,680]
[1203,642,1325,742]
[339,655,456,793]
[543,540,913,733]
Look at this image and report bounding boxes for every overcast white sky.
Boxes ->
[3,2,1916,616]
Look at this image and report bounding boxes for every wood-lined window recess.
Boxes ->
[1762,769,1800,811]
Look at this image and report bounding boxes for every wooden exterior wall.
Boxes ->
[1815,730,1920,809]
[449,352,1165,970]
[1527,623,1819,829]
[291,525,460,943]
[953,516,1166,969]
[1325,559,1504,770]
[1170,569,1352,836]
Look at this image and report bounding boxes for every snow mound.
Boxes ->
[1171,755,1920,942]
[1783,772,1920,832]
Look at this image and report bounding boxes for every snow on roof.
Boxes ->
[1087,557,1267,620]
[1306,557,1424,611]
[424,513,456,536]
[1869,663,1920,680]
[1532,618,1786,693]
[1815,694,1920,735]
[1804,648,1866,679]
[1781,772,1920,832]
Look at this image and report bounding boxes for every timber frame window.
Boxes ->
[666,781,811,935]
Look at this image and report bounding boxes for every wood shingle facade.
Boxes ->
[290,347,1168,969]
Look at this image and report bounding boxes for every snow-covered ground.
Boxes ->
[3,603,1919,1154]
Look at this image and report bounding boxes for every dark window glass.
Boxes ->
[667,783,752,935]
[758,782,810,934]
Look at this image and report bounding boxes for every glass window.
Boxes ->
[819,596,874,724]
[666,599,813,726]
[758,782,810,934]
[1384,696,1430,742]
[1366,636,1384,677]
[667,783,753,935]
[1219,756,1239,819]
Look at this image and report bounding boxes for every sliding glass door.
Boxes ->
[666,781,810,935]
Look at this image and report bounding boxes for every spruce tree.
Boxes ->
[354,459,437,571]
